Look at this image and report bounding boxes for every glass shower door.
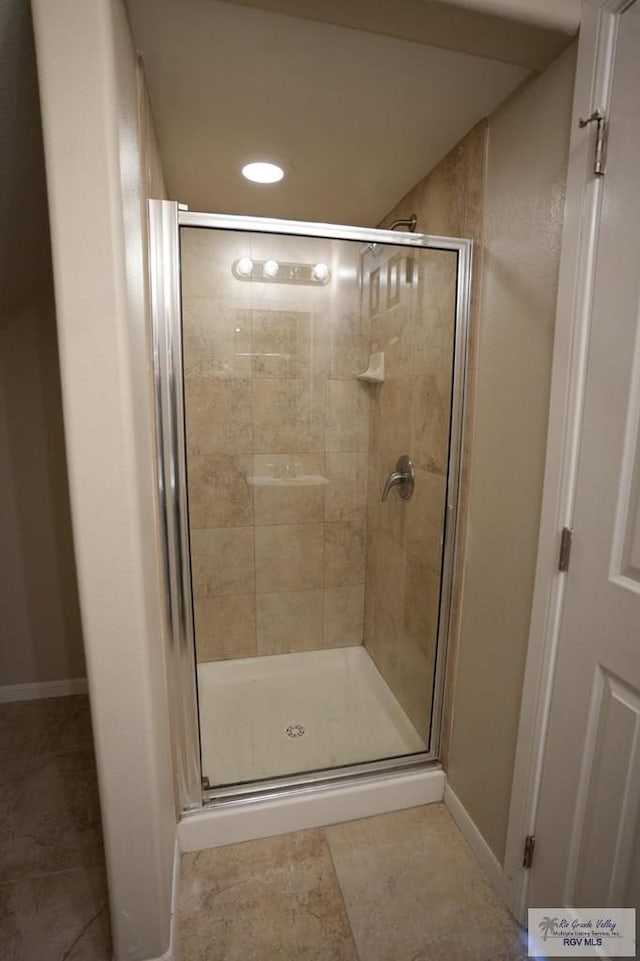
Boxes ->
[150,202,471,804]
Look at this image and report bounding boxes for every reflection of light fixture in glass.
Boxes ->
[232,258,330,285]
[337,266,358,282]
[242,161,284,184]
[236,257,253,276]
[312,262,329,282]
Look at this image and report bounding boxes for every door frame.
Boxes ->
[503,0,636,923]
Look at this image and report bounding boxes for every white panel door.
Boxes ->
[529,0,640,912]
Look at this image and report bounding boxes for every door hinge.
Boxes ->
[523,834,536,870]
[578,110,607,176]
[558,526,573,572]
[202,775,211,791]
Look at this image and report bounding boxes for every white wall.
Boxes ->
[447,43,577,863]
[31,0,176,958]
[0,284,85,687]
[0,0,84,689]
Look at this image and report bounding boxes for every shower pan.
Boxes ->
[149,202,471,819]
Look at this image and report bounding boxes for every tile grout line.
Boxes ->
[322,826,362,961]
[319,350,328,649]
[0,863,106,888]
[249,305,258,658]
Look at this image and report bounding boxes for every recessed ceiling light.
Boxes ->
[242,161,285,184]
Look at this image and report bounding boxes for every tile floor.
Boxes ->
[0,695,111,961]
[179,804,529,961]
[0,697,528,961]
[198,646,426,787]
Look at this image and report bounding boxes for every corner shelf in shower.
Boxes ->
[356,351,385,383]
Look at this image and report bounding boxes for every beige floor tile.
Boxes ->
[0,752,104,883]
[38,697,95,757]
[326,805,528,961]
[0,696,93,760]
[179,830,358,961]
[0,695,109,958]
[0,866,110,961]
[0,702,49,759]
[0,758,28,822]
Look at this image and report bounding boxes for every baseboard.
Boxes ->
[443,782,509,906]
[178,767,445,851]
[0,677,88,704]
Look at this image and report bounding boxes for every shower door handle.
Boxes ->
[381,455,415,502]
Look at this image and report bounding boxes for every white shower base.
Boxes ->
[197,645,427,788]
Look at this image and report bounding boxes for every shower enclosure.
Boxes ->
[149,202,471,811]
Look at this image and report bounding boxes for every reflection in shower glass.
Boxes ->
[179,226,457,789]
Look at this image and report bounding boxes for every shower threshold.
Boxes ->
[197,646,429,793]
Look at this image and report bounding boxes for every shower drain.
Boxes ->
[285,723,305,739]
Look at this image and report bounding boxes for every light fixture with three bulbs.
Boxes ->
[232,257,330,286]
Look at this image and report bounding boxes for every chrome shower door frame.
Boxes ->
[149,200,472,813]
[149,201,202,811]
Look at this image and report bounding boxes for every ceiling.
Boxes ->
[128,0,577,227]
[438,0,580,31]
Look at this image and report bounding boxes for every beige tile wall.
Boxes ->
[380,120,488,755]
[181,228,369,661]
[182,224,463,749]
[363,245,457,743]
